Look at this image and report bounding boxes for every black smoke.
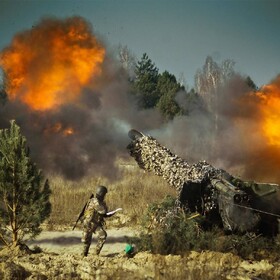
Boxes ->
[0,17,163,180]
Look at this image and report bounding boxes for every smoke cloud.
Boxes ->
[1,16,280,185]
[0,16,162,180]
[151,75,280,184]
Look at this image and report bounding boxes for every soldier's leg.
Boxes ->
[94,226,107,255]
[81,222,93,257]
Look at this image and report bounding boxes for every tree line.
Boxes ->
[118,46,258,121]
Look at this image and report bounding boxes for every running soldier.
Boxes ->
[81,185,121,257]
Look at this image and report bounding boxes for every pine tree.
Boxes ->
[156,71,184,120]
[133,53,160,109]
[0,120,51,247]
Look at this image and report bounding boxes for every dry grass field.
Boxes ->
[2,161,280,279]
[46,161,176,228]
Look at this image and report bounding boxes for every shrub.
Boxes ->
[134,195,280,260]
[136,195,210,254]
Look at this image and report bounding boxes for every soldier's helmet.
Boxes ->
[96,185,108,200]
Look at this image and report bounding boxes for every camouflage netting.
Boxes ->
[127,131,224,196]
[127,130,280,234]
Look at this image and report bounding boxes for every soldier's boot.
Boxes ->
[82,244,90,257]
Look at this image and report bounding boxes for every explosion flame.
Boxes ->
[220,76,280,183]
[0,17,105,111]
[0,16,134,180]
[0,16,280,183]
[258,78,280,146]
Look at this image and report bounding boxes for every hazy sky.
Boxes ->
[0,0,279,88]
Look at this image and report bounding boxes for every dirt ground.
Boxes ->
[1,227,280,279]
[26,226,136,257]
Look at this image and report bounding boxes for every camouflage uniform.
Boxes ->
[81,197,108,256]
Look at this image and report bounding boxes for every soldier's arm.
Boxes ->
[95,201,122,217]
[106,208,123,217]
[95,203,108,215]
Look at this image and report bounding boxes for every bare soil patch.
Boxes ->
[1,227,280,279]
[26,226,136,256]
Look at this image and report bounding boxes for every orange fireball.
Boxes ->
[0,17,105,111]
[258,78,280,146]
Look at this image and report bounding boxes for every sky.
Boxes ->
[0,0,279,88]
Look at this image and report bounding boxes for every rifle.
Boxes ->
[72,193,94,230]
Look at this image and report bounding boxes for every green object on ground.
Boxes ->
[125,244,134,254]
